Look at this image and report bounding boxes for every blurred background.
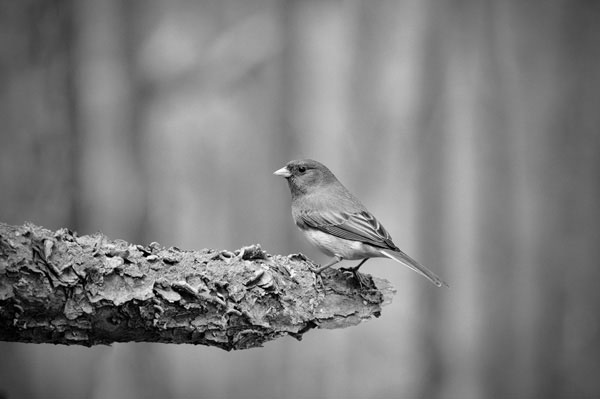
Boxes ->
[1,0,599,398]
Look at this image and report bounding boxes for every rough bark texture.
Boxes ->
[0,222,395,350]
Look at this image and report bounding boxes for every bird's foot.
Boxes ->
[307,257,342,293]
[308,264,325,290]
[339,266,374,290]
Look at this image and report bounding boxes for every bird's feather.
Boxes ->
[379,249,448,288]
[296,209,399,251]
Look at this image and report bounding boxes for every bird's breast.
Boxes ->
[300,228,383,260]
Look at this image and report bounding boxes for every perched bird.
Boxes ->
[274,159,448,288]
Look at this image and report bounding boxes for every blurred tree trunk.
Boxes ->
[509,3,600,397]
[417,1,600,398]
[75,0,146,240]
[0,0,77,229]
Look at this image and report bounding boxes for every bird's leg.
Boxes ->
[309,256,342,290]
[340,258,373,289]
[311,256,342,274]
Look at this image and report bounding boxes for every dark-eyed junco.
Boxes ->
[274,159,447,288]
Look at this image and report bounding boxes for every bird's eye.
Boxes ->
[298,166,306,173]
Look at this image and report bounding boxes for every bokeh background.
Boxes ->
[1,0,600,398]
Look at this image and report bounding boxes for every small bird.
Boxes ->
[274,159,448,288]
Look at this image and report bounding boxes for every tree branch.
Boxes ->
[0,222,395,350]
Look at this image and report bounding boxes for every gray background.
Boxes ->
[1,1,599,398]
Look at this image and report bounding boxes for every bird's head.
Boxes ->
[274,159,337,198]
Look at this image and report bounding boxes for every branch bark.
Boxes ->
[0,222,395,350]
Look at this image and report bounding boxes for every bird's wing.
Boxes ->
[297,209,399,251]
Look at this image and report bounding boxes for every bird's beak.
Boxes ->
[273,166,291,178]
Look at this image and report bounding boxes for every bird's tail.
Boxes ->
[380,249,449,288]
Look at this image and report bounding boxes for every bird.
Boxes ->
[274,159,448,288]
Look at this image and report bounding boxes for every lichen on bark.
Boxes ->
[0,222,395,350]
